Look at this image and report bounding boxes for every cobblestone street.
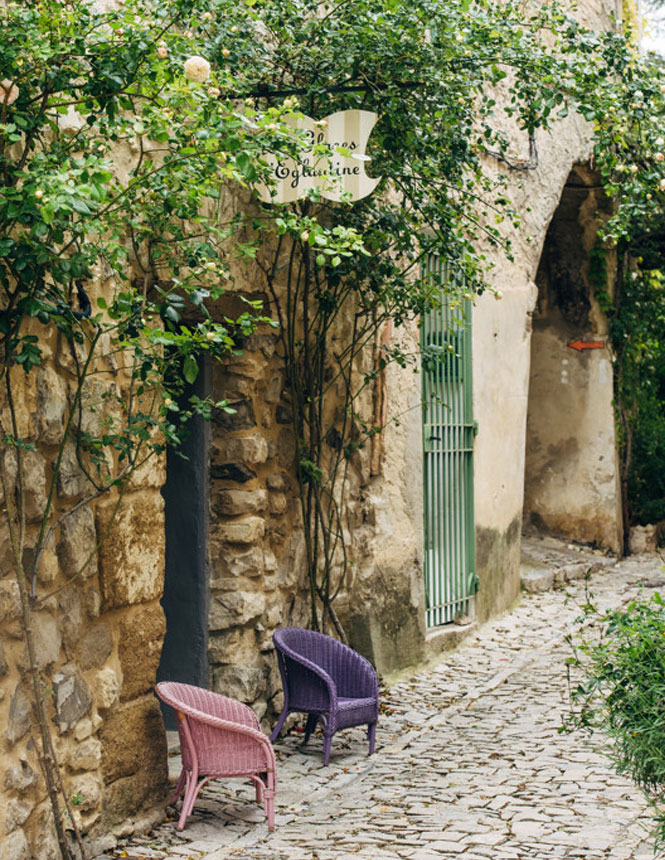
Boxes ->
[104,546,665,860]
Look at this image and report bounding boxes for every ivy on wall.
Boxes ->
[4,0,665,855]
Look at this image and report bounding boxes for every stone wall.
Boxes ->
[0,320,169,859]
[205,327,310,719]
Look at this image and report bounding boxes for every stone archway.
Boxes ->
[523,164,622,552]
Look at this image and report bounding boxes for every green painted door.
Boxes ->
[421,255,477,628]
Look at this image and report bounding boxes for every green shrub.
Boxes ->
[566,592,665,848]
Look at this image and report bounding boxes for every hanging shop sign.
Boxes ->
[257,109,380,204]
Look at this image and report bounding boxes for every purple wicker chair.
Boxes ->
[156,682,276,831]
[269,627,379,766]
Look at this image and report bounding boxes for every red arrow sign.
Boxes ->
[568,339,605,352]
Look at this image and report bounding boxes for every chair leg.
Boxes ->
[264,788,275,831]
[177,772,200,831]
[322,732,332,766]
[367,721,377,756]
[254,777,263,804]
[269,706,290,743]
[170,769,186,805]
[303,713,318,744]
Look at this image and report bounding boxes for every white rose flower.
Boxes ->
[157,44,168,58]
[184,56,211,82]
[660,178,665,190]
[0,79,19,106]
[656,152,665,162]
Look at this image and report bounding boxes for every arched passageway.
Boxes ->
[523,165,622,552]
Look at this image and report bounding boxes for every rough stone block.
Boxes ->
[22,449,48,523]
[57,506,98,580]
[212,664,265,702]
[269,493,287,514]
[5,798,31,833]
[520,565,555,593]
[32,804,59,860]
[95,667,120,710]
[35,544,59,585]
[0,828,29,860]
[210,462,257,483]
[630,524,660,553]
[52,665,92,733]
[118,604,166,701]
[77,623,113,670]
[214,516,265,545]
[208,628,255,664]
[7,684,32,744]
[56,443,91,498]
[264,374,282,404]
[4,761,37,794]
[209,591,266,630]
[73,718,93,742]
[212,399,256,430]
[70,773,102,812]
[68,737,102,772]
[36,365,66,445]
[266,472,290,491]
[58,586,83,650]
[19,611,61,670]
[0,580,21,626]
[97,492,164,610]
[100,698,167,787]
[210,546,265,581]
[214,488,267,516]
[99,765,168,834]
[224,434,269,465]
[85,587,101,619]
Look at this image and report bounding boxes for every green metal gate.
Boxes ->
[421,255,477,628]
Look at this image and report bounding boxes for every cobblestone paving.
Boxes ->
[106,549,665,860]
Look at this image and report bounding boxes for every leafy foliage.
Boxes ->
[5,0,665,853]
[566,593,665,848]
[611,265,665,526]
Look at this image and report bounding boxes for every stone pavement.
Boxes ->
[103,542,665,860]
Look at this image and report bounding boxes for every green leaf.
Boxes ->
[183,354,198,384]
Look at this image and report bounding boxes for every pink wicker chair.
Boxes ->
[156,682,276,831]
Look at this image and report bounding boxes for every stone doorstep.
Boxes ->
[423,618,477,663]
[520,534,617,595]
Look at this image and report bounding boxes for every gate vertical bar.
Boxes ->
[421,256,476,628]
